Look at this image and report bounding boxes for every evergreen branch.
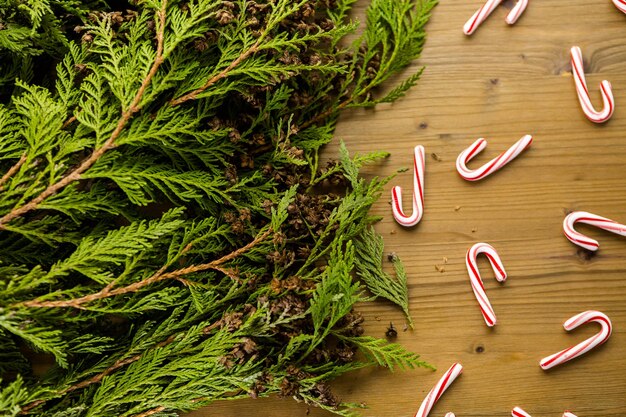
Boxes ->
[19,319,223,415]
[354,227,413,326]
[0,1,437,415]
[338,336,433,371]
[169,40,261,106]
[18,229,271,309]
[0,154,27,191]
[170,0,309,106]
[0,0,168,229]
[300,0,437,129]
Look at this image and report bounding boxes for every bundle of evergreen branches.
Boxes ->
[0,0,436,415]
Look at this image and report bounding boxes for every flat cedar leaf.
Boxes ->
[271,185,297,231]
[44,208,185,284]
[0,375,30,417]
[0,316,68,368]
[376,67,425,104]
[354,227,413,326]
[84,153,229,207]
[345,336,433,371]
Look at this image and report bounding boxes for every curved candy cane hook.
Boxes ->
[513,408,578,417]
[613,0,626,14]
[571,46,615,123]
[466,243,507,327]
[415,363,463,417]
[540,310,612,370]
[391,145,425,227]
[563,211,626,251]
[464,0,529,35]
[456,135,532,181]
[512,408,532,417]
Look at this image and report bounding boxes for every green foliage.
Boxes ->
[354,227,413,326]
[0,0,101,92]
[0,313,68,367]
[0,0,437,416]
[343,336,433,371]
[43,208,185,285]
[0,375,29,417]
[309,241,363,353]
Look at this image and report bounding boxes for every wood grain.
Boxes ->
[190,1,626,416]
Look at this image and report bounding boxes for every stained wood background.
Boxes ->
[191,1,626,415]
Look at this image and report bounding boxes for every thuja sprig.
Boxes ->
[0,0,437,415]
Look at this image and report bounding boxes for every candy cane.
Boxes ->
[571,46,614,123]
[391,145,425,227]
[512,408,531,417]
[613,0,626,14]
[466,243,507,327]
[540,310,612,371]
[415,363,463,417]
[463,0,528,35]
[563,211,626,251]
[456,135,532,181]
[513,408,578,417]
[505,0,529,24]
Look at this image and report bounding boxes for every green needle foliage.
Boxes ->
[354,227,413,326]
[0,0,437,415]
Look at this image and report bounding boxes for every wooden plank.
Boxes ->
[190,1,626,416]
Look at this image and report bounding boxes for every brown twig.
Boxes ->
[128,406,166,417]
[0,153,27,191]
[61,114,77,130]
[299,98,351,131]
[170,41,261,106]
[127,396,208,417]
[0,0,168,229]
[19,229,270,309]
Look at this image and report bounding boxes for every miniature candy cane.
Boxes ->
[463,0,528,35]
[571,46,614,123]
[505,0,528,24]
[540,310,612,370]
[415,363,463,417]
[512,408,532,417]
[391,145,425,227]
[613,0,626,14]
[456,135,532,181]
[513,408,578,417]
[563,211,626,251]
[466,243,507,327]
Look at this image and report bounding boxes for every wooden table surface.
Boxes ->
[191,1,626,415]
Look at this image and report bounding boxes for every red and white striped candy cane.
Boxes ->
[563,211,626,251]
[512,408,532,417]
[571,46,614,123]
[466,243,507,327]
[391,145,425,227]
[513,408,578,417]
[415,363,463,417]
[540,310,612,371]
[613,0,626,14]
[456,135,532,182]
[463,0,528,35]
[505,0,528,24]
